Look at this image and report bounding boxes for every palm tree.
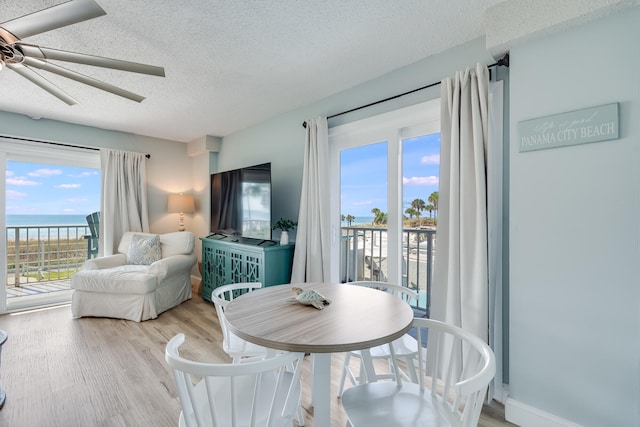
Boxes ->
[379,212,388,225]
[341,214,355,226]
[411,198,426,226]
[426,204,435,219]
[346,214,355,226]
[405,207,418,220]
[371,208,380,225]
[428,191,438,220]
[371,208,386,226]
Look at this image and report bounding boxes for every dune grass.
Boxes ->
[6,237,88,271]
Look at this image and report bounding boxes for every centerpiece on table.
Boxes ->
[272,218,297,245]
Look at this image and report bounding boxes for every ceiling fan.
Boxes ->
[0,0,165,105]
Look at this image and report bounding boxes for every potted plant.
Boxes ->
[272,218,297,245]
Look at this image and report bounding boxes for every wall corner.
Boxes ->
[187,135,222,157]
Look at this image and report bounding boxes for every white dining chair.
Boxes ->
[337,281,419,397]
[341,317,496,427]
[212,283,306,424]
[165,333,305,427]
[211,282,270,363]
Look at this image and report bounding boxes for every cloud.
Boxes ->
[55,184,81,189]
[63,208,76,213]
[403,176,439,185]
[65,197,89,203]
[28,168,63,177]
[6,170,14,176]
[7,177,39,186]
[7,190,28,199]
[352,200,373,206]
[420,154,440,165]
[69,171,99,178]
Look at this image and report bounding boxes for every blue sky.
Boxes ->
[6,161,100,215]
[340,133,440,218]
[6,133,439,218]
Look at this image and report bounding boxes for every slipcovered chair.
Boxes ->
[71,231,197,322]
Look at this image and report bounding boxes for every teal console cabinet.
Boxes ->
[200,236,294,302]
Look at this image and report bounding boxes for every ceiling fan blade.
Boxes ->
[23,57,146,103]
[6,63,78,105]
[18,44,166,77]
[1,0,105,40]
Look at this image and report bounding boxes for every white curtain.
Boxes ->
[431,64,490,342]
[100,149,149,255]
[487,80,504,402]
[291,117,331,283]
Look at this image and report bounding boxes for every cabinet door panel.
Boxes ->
[243,252,263,283]
[201,243,216,298]
[200,237,294,302]
[213,247,229,288]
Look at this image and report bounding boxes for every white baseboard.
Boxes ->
[505,398,583,427]
[492,383,510,404]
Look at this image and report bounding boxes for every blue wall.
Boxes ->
[218,37,494,234]
[509,6,640,426]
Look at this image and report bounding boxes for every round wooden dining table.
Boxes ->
[225,282,414,427]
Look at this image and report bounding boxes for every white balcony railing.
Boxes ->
[340,226,435,316]
[5,224,93,296]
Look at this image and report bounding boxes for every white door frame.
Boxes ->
[0,138,99,314]
[328,100,440,284]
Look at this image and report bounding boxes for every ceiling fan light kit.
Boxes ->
[0,0,165,105]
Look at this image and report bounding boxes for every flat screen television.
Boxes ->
[210,162,272,240]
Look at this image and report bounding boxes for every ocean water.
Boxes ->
[6,214,88,227]
[6,214,91,240]
[341,216,374,226]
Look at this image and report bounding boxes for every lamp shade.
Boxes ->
[168,194,195,213]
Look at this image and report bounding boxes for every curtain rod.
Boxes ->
[0,135,151,158]
[302,53,509,128]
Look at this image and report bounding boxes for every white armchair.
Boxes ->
[71,231,197,322]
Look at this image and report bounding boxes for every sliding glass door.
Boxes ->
[0,139,100,313]
[329,100,440,312]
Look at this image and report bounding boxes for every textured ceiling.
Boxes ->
[0,0,506,142]
[2,0,605,143]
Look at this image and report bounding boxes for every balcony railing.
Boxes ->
[5,224,92,296]
[5,223,434,310]
[340,226,435,316]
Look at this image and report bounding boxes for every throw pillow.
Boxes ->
[127,234,161,265]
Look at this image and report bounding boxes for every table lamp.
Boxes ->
[168,193,195,231]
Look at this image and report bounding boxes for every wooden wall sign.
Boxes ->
[519,103,619,152]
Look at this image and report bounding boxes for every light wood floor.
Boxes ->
[0,290,516,427]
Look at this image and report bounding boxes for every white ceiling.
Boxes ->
[0,0,584,143]
[0,0,508,142]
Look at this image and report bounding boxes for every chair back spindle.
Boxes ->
[342,318,496,427]
[211,283,265,363]
[166,333,304,427]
